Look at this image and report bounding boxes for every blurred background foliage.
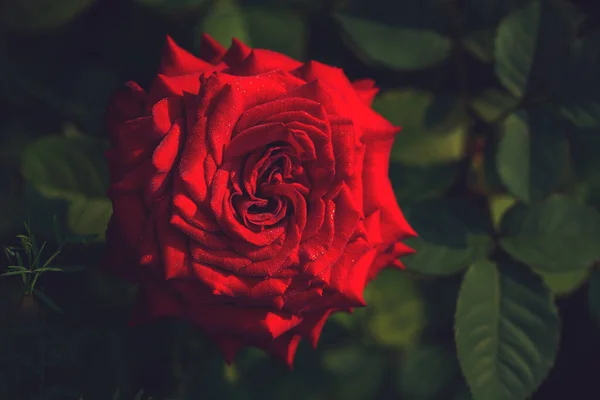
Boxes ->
[0,0,600,399]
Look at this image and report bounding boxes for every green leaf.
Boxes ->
[500,195,600,272]
[488,195,517,231]
[56,265,86,273]
[364,269,425,348]
[535,268,590,297]
[0,266,75,276]
[198,0,250,46]
[373,90,468,166]
[391,162,459,205]
[196,0,307,60]
[0,271,29,278]
[33,288,64,313]
[334,14,451,70]
[478,132,507,194]
[496,109,567,204]
[401,127,466,165]
[498,202,528,236]
[0,0,97,32]
[455,259,560,400]
[34,267,66,273]
[21,135,111,240]
[494,0,575,98]
[397,344,460,398]
[402,198,494,276]
[67,196,112,239]
[589,271,600,329]
[558,30,600,129]
[471,89,519,123]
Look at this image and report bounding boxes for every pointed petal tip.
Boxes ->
[159,35,210,77]
[222,37,252,66]
[198,33,227,63]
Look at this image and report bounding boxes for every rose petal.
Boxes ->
[363,136,417,244]
[190,260,292,298]
[329,116,359,181]
[294,61,398,139]
[109,192,148,252]
[368,241,416,281]
[222,38,252,67]
[198,33,227,64]
[327,240,375,307]
[352,78,379,106]
[294,310,332,348]
[106,82,147,132]
[225,122,289,159]
[230,49,303,76]
[261,333,302,368]
[152,97,183,135]
[303,185,361,279]
[186,302,302,340]
[106,116,161,175]
[146,74,202,107]
[156,199,195,280]
[159,36,213,77]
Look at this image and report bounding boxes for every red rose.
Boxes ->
[104,34,416,366]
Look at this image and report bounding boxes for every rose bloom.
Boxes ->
[104,34,416,366]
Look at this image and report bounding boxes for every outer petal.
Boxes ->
[327,240,375,307]
[222,38,252,67]
[352,78,379,106]
[261,333,302,368]
[229,49,303,76]
[106,81,147,132]
[363,136,416,244]
[159,36,213,76]
[294,310,333,348]
[146,74,202,106]
[368,241,416,281]
[294,61,398,139]
[198,33,227,64]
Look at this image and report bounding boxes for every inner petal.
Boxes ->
[229,138,312,232]
[243,145,289,199]
[244,197,287,226]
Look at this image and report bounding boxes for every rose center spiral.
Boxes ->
[232,143,308,229]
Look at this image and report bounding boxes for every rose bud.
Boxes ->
[103,35,416,367]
